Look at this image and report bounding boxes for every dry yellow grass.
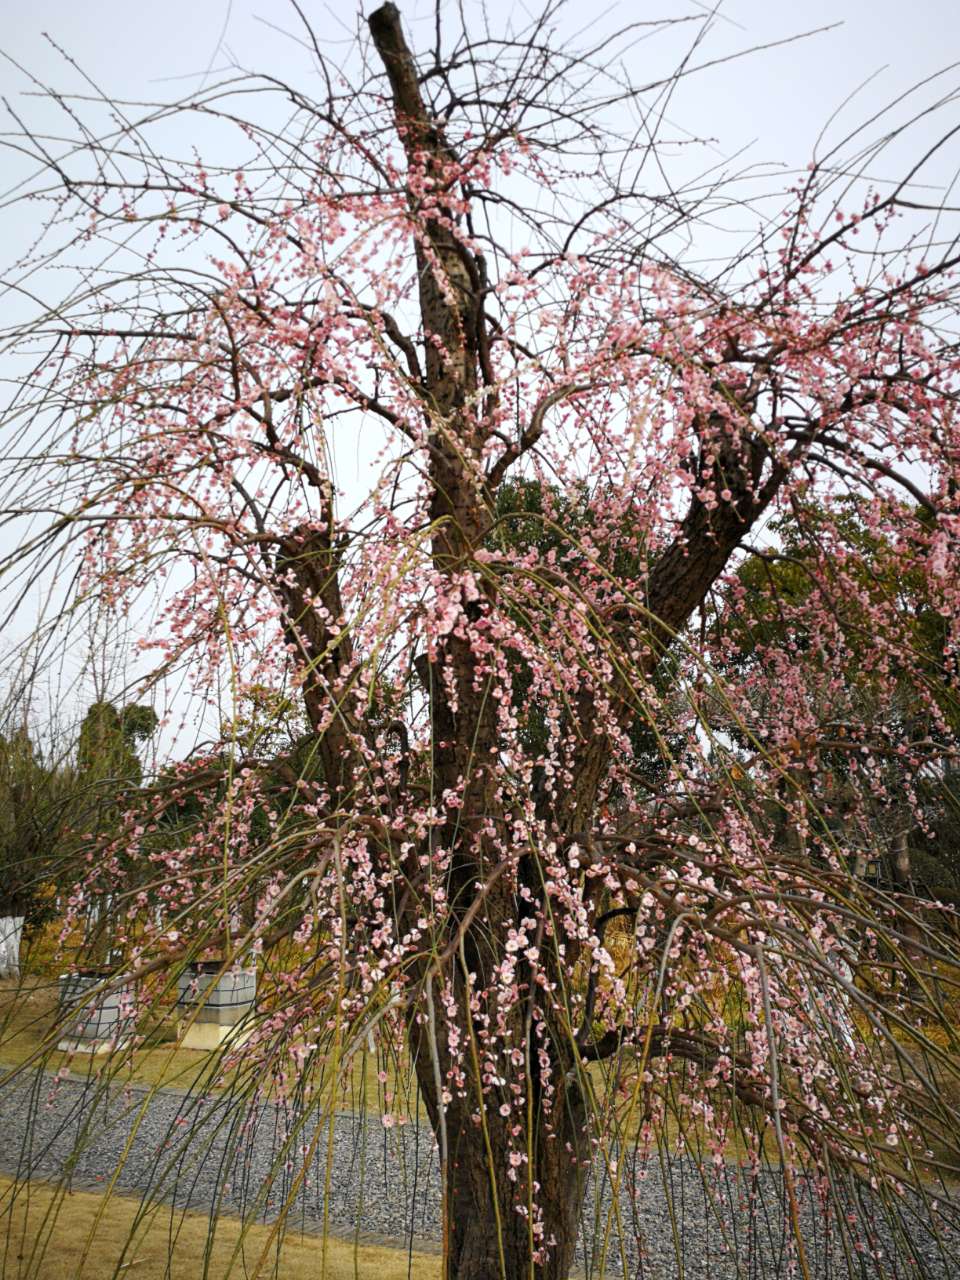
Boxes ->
[0,1176,439,1280]
[0,979,212,1093]
[0,979,418,1116]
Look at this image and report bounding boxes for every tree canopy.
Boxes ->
[2,4,960,1278]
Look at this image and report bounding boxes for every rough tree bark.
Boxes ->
[363,6,787,1277]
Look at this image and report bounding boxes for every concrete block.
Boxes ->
[176,964,256,1034]
[178,1020,250,1051]
[58,972,133,1046]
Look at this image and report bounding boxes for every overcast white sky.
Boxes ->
[1,1,958,755]
[4,1,958,176]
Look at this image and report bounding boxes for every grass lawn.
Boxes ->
[0,977,213,1092]
[0,978,417,1115]
[0,1175,439,1280]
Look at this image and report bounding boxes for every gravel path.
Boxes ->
[1,1067,957,1278]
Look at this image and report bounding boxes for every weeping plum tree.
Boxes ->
[3,4,960,1277]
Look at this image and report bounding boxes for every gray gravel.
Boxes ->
[0,1067,958,1278]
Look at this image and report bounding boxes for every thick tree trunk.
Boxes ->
[412,1034,590,1280]
[366,11,784,1277]
[444,1117,588,1280]
[409,970,591,1280]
